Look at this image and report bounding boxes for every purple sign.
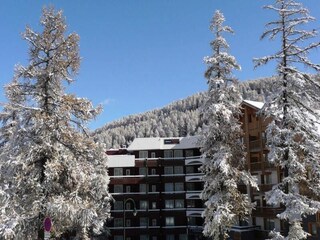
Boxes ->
[44,217,52,232]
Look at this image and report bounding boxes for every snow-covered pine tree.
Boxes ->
[0,7,111,239]
[254,0,320,239]
[200,10,257,240]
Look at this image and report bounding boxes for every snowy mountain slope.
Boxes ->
[93,76,279,149]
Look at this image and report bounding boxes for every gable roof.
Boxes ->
[242,100,264,110]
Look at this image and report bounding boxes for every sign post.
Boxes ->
[44,217,52,240]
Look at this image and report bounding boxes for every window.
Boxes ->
[166,235,174,240]
[265,174,272,184]
[185,150,194,157]
[115,236,124,240]
[114,201,123,210]
[151,169,156,175]
[152,202,156,209]
[187,200,195,208]
[174,150,183,158]
[165,183,174,192]
[186,182,195,191]
[151,152,156,158]
[179,234,187,240]
[126,202,132,210]
[164,150,173,158]
[174,166,184,174]
[140,184,146,193]
[126,186,131,193]
[139,151,148,158]
[114,218,123,227]
[165,200,174,209]
[164,166,173,175]
[140,217,148,226]
[126,169,131,175]
[175,182,184,191]
[125,219,131,227]
[151,185,157,192]
[140,200,148,210]
[186,166,194,174]
[165,217,175,226]
[264,218,275,231]
[114,185,123,193]
[114,168,123,176]
[139,167,146,175]
[175,199,184,208]
[309,222,317,236]
[152,219,157,226]
[140,235,149,240]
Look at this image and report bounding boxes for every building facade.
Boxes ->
[107,136,206,240]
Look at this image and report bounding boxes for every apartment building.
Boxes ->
[107,136,206,240]
[106,100,319,240]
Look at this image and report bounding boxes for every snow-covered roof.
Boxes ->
[242,100,264,110]
[108,155,135,168]
[127,136,201,151]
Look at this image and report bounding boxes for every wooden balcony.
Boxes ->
[249,139,266,152]
[252,207,284,218]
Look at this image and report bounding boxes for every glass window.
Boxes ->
[140,217,148,226]
[174,166,184,174]
[114,218,123,227]
[126,169,131,175]
[151,169,156,175]
[152,219,157,226]
[265,174,272,184]
[114,168,123,176]
[179,234,187,240]
[139,151,148,158]
[151,152,156,158]
[140,235,149,240]
[151,185,157,192]
[165,183,174,192]
[126,219,131,227]
[140,200,148,210]
[175,199,184,208]
[166,235,174,240]
[164,166,173,175]
[174,150,183,158]
[114,201,123,210]
[175,182,184,191]
[265,218,275,231]
[140,184,146,193]
[186,166,194,174]
[139,167,146,175]
[114,185,123,193]
[152,202,156,209]
[186,182,195,191]
[165,200,174,209]
[126,186,131,193]
[185,150,194,157]
[164,150,173,159]
[187,200,195,208]
[309,222,317,236]
[165,217,175,226]
[115,236,124,240]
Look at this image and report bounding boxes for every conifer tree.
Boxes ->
[255,0,320,238]
[200,10,257,240]
[0,7,111,239]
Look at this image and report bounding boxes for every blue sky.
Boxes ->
[1,0,319,129]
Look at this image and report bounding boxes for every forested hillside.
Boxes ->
[93,77,279,148]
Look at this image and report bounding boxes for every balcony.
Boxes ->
[185,156,204,165]
[185,173,203,182]
[186,208,203,217]
[186,191,201,199]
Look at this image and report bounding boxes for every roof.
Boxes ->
[127,136,201,151]
[242,100,264,110]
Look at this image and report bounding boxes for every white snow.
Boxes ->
[127,136,200,151]
[242,100,264,110]
[107,155,135,168]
